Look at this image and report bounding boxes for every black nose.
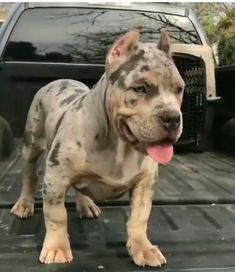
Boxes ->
[159,110,181,131]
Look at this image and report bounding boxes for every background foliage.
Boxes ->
[192,3,235,66]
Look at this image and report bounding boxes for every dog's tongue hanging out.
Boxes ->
[146,143,174,164]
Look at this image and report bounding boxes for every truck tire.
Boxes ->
[0,116,14,159]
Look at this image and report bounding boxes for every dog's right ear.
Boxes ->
[157,30,171,55]
[106,29,140,74]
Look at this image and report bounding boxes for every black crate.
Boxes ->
[173,54,207,145]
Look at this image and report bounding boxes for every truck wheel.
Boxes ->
[0,116,14,159]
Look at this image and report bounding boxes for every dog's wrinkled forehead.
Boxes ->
[115,45,174,87]
[106,30,182,90]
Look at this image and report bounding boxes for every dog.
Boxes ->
[11,30,185,267]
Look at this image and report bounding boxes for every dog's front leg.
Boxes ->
[39,168,73,264]
[127,167,166,267]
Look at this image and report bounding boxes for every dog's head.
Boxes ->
[106,30,185,162]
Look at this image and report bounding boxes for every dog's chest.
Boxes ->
[74,178,129,202]
[74,152,146,202]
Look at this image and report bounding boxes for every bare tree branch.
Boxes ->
[138,12,198,40]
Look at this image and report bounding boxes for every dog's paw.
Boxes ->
[76,196,101,218]
[127,239,167,267]
[11,198,34,218]
[39,238,73,264]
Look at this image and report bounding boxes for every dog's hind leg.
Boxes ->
[75,191,101,218]
[11,96,45,218]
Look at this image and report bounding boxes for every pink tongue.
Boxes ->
[147,144,174,164]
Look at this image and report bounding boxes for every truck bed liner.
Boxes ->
[1,205,235,271]
[1,141,235,207]
[0,140,235,271]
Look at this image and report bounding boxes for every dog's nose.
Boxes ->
[159,110,181,131]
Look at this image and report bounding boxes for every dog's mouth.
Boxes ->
[119,119,175,164]
[119,120,139,145]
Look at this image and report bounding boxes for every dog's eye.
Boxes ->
[133,85,147,93]
[176,86,183,94]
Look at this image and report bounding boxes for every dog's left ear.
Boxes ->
[157,30,171,55]
[106,29,140,74]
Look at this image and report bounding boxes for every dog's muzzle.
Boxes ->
[158,109,181,132]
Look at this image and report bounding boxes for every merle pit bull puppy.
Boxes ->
[11,30,185,267]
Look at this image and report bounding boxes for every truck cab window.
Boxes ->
[3,7,201,64]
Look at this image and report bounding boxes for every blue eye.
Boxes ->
[133,85,147,93]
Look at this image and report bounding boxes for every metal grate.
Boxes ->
[173,54,207,145]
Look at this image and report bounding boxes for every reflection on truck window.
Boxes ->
[3,8,201,63]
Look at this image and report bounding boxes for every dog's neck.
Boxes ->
[83,73,135,156]
[93,73,115,134]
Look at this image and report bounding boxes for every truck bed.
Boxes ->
[0,140,235,272]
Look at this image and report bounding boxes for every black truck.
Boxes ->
[0,3,235,272]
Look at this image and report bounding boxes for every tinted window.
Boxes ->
[3,7,201,63]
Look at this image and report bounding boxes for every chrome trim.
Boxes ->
[3,61,105,67]
[27,2,187,16]
[207,97,222,102]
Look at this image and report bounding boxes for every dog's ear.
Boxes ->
[157,30,171,55]
[106,29,140,73]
